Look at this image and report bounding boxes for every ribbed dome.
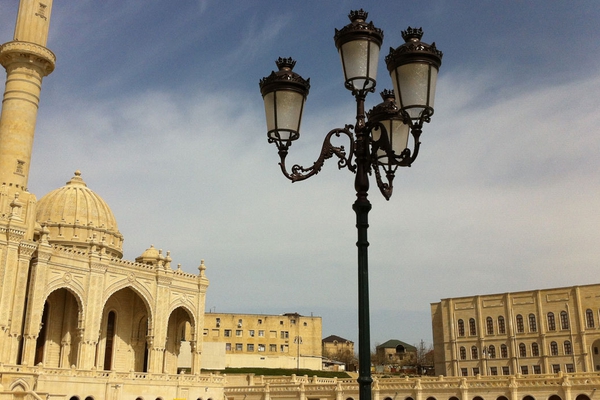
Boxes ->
[36,171,124,258]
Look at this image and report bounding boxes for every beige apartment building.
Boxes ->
[201,313,322,370]
[431,284,600,377]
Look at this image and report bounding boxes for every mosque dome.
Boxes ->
[36,171,124,258]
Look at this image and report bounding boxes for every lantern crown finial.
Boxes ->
[401,27,424,42]
[348,9,369,22]
[275,57,296,71]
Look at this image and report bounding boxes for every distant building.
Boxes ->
[375,339,417,365]
[322,335,355,371]
[202,312,322,370]
[431,284,600,377]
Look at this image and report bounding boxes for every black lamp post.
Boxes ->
[259,10,442,400]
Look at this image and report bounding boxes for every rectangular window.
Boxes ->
[247,344,254,352]
[552,364,560,373]
[472,367,479,376]
[502,366,510,375]
[566,364,574,373]
[521,366,528,375]
[258,344,265,352]
[224,329,231,337]
[235,343,243,351]
[280,344,289,352]
[236,330,242,337]
[216,318,221,327]
[461,368,468,377]
[291,319,296,325]
[212,329,220,337]
[249,330,255,337]
[587,310,595,328]
[533,365,541,374]
[490,367,498,376]
[270,330,277,338]
[281,331,289,339]
[269,344,277,352]
[225,343,231,351]
[258,330,265,337]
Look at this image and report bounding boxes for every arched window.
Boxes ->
[469,318,477,336]
[516,315,524,333]
[488,345,496,359]
[519,343,527,357]
[528,314,537,332]
[576,395,591,400]
[564,340,572,355]
[547,312,556,331]
[500,344,508,358]
[458,319,465,337]
[497,397,509,400]
[549,396,562,400]
[498,316,506,334]
[523,396,535,400]
[586,309,595,328]
[560,311,569,330]
[471,346,478,359]
[531,342,539,357]
[486,317,494,335]
[460,346,466,360]
[104,311,116,370]
[550,341,558,356]
[473,397,484,400]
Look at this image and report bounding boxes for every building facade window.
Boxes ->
[461,368,468,377]
[529,314,537,332]
[488,345,496,359]
[249,330,255,337]
[224,329,231,337]
[469,318,477,336]
[519,343,527,357]
[531,342,539,357]
[472,367,479,376]
[269,344,277,352]
[258,344,265,352]
[235,343,243,351]
[281,331,289,339]
[516,315,524,333]
[564,340,572,355]
[560,311,569,330]
[521,366,528,375]
[247,344,254,352]
[566,363,574,373]
[552,364,560,373]
[586,309,595,328]
[460,346,466,360]
[280,344,288,352]
[547,312,556,331]
[498,316,506,334]
[501,344,508,358]
[471,346,478,359]
[550,341,558,356]
[225,343,231,351]
[258,330,265,337]
[490,366,498,375]
[486,317,494,335]
[236,330,242,337]
[458,319,465,337]
[502,366,510,375]
[533,365,541,374]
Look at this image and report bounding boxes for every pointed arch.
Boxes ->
[9,378,30,392]
[102,282,154,330]
[44,284,86,327]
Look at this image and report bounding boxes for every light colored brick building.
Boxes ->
[431,284,600,377]
[202,312,322,370]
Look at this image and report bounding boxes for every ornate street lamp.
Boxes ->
[260,10,442,400]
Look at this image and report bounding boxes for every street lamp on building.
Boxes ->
[259,10,442,400]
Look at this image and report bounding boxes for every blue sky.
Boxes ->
[1,1,600,349]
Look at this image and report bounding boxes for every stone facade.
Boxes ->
[431,284,600,377]
[202,313,322,370]
[0,2,221,399]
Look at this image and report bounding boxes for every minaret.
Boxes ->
[0,0,55,192]
[0,0,55,365]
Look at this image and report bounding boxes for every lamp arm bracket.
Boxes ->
[278,126,355,182]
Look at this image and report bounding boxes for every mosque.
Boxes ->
[0,1,220,399]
